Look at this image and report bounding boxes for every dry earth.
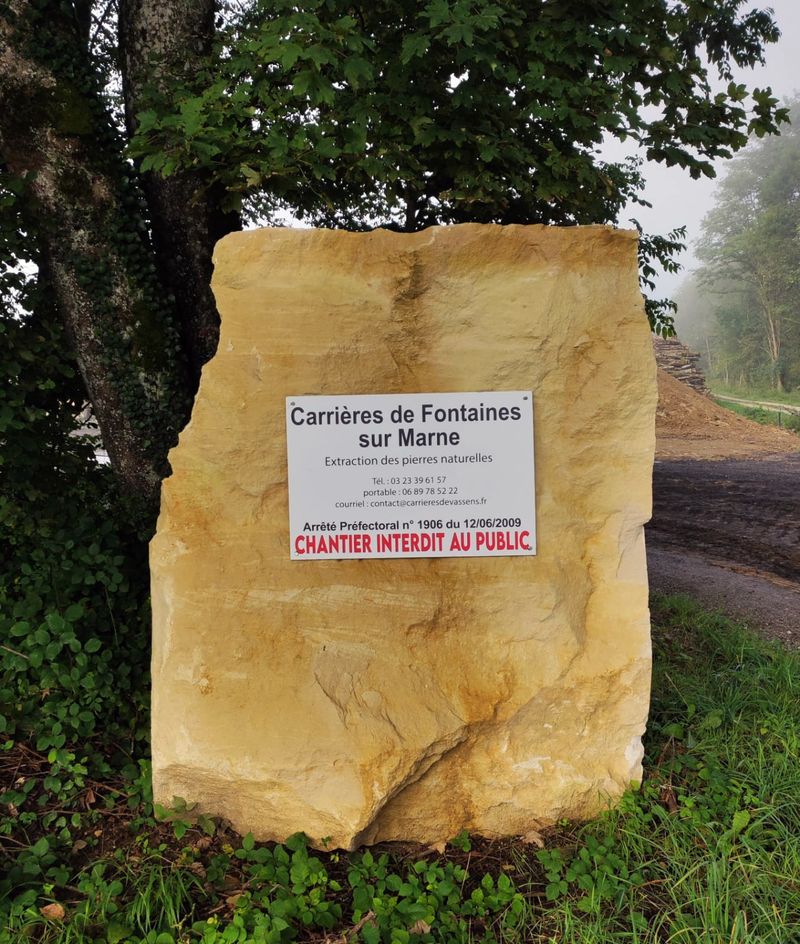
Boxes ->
[655,369,800,459]
[649,369,800,647]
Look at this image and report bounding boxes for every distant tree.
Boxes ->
[698,100,800,390]
[673,274,715,368]
[0,0,790,523]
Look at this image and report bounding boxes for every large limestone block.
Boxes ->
[150,224,656,849]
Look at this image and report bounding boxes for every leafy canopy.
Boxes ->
[130,0,788,335]
[133,0,788,224]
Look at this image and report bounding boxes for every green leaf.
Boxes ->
[443,22,474,45]
[424,0,451,29]
[279,43,303,69]
[136,109,158,133]
[64,603,84,622]
[45,612,65,632]
[702,710,723,730]
[107,923,131,944]
[361,924,380,944]
[352,884,372,913]
[239,165,261,187]
[343,57,372,88]
[179,98,205,137]
[139,153,160,173]
[292,70,315,97]
[400,34,430,63]
[31,837,50,857]
[732,810,751,834]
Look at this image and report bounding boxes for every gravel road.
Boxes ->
[647,453,800,648]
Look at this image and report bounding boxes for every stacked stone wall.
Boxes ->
[653,336,709,396]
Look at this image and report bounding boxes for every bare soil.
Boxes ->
[649,370,800,647]
[648,456,800,648]
[655,369,800,460]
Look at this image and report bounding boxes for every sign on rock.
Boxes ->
[150,225,656,849]
[286,391,536,560]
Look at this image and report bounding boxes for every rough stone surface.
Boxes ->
[150,224,656,849]
[653,336,709,396]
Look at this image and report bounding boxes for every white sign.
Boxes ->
[286,392,536,560]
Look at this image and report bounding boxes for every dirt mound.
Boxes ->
[655,368,799,460]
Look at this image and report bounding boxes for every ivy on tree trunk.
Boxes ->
[0,0,236,527]
[120,0,239,389]
[0,0,191,523]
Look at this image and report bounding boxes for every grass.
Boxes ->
[708,382,800,409]
[2,594,799,943]
[712,397,800,434]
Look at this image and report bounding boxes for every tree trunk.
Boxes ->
[756,277,783,391]
[119,0,239,390]
[0,0,191,523]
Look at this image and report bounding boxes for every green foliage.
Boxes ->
[784,412,800,433]
[1,832,524,944]
[153,797,216,842]
[712,397,800,434]
[344,844,523,942]
[129,0,788,334]
[513,595,800,941]
[741,404,777,425]
[0,166,152,884]
[637,223,686,336]
[3,597,800,943]
[537,835,638,915]
[205,832,347,940]
[132,0,788,224]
